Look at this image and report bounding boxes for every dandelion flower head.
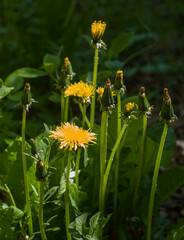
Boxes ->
[49,122,96,151]
[97,87,116,97]
[65,81,95,103]
[125,102,135,112]
[91,20,106,42]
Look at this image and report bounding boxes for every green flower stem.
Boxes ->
[75,148,81,186]
[38,182,47,240]
[90,47,99,127]
[113,92,121,226]
[65,151,72,240]
[99,111,109,216]
[61,91,65,122]
[22,106,33,236]
[75,104,86,185]
[102,121,127,216]
[147,123,168,240]
[133,114,147,211]
[64,96,69,122]
[78,103,91,128]
[82,103,86,128]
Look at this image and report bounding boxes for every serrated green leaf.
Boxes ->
[108,32,134,59]
[15,68,47,78]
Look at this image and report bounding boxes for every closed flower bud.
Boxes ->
[101,78,115,113]
[114,70,125,91]
[160,88,177,124]
[138,87,152,115]
[21,83,31,106]
[35,160,47,181]
[29,138,38,158]
[59,57,75,90]
[91,20,106,44]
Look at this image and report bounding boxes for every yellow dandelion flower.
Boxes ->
[116,70,123,82]
[97,87,116,97]
[49,122,96,151]
[125,102,135,112]
[91,20,106,43]
[96,87,104,97]
[65,81,95,103]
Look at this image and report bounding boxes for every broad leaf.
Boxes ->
[108,32,134,59]
[15,68,47,78]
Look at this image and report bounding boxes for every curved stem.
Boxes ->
[38,182,47,240]
[61,91,65,122]
[90,47,99,127]
[78,103,91,128]
[133,114,147,211]
[147,123,168,240]
[65,151,72,240]
[99,111,108,216]
[113,92,121,227]
[22,106,33,236]
[102,122,127,216]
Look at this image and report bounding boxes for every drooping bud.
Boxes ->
[21,83,31,106]
[114,70,126,94]
[160,88,177,124]
[35,160,47,181]
[138,87,152,115]
[100,78,115,113]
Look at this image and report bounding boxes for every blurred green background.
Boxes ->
[0,0,183,147]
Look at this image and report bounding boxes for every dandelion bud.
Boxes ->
[101,78,115,112]
[21,83,31,106]
[35,160,47,181]
[62,57,73,76]
[59,57,75,89]
[160,88,177,124]
[138,87,151,114]
[29,138,38,158]
[114,70,123,89]
[91,20,106,44]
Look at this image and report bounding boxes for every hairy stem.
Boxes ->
[22,106,33,236]
[61,91,65,122]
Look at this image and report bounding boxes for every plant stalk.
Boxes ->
[38,181,47,240]
[147,123,168,240]
[22,106,33,236]
[64,96,69,122]
[99,111,109,216]
[102,122,127,216]
[61,91,65,122]
[78,103,91,128]
[75,148,81,186]
[65,151,72,240]
[133,114,147,211]
[113,92,121,227]
[90,47,99,127]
